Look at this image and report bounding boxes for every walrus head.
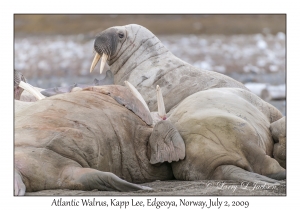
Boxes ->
[14,70,45,101]
[90,26,127,74]
[14,70,27,100]
[90,24,160,75]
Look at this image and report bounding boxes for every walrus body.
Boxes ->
[168,88,285,182]
[14,86,286,195]
[15,86,180,195]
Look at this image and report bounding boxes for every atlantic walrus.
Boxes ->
[14,83,285,196]
[89,24,248,112]
[88,24,286,183]
[168,88,286,182]
[14,85,185,195]
[14,25,286,195]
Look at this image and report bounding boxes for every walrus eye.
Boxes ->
[118,32,124,39]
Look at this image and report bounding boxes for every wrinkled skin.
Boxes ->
[15,86,286,196]
[15,85,185,195]
[270,117,286,168]
[92,24,286,184]
[92,24,248,112]
[168,88,286,183]
[14,24,287,195]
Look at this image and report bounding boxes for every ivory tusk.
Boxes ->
[100,53,108,74]
[19,81,45,100]
[156,85,166,119]
[124,81,150,112]
[90,53,101,73]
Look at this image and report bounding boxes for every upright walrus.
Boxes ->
[89,24,286,185]
[90,24,248,112]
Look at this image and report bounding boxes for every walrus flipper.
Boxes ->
[270,117,286,168]
[148,120,185,164]
[211,165,282,185]
[93,70,114,86]
[102,70,114,85]
[15,169,26,196]
[64,167,152,192]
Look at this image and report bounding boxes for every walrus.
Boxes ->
[15,84,285,196]
[89,24,249,112]
[14,84,185,195]
[14,81,285,196]
[88,25,286,183]
[14,70,45,102]
[168,88,286,182]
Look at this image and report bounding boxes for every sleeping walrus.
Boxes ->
[168,88,285,183]
[15,83,286,196]
[14,84,185,195]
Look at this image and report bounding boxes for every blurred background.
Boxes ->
[14,14,286,115]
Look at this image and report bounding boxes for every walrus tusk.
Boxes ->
[90,53,101,73]
[124,81,150,112]
[19,81,45,100]
[100,53,108,74]
[156,85,166,119]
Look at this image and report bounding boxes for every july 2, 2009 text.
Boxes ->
[51,198,250,209]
